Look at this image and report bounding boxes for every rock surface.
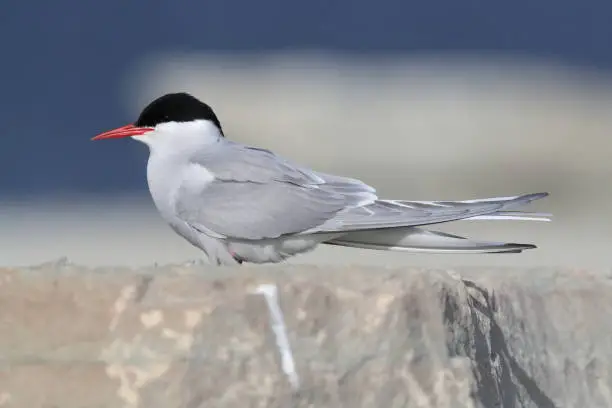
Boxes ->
[0,261,611,408]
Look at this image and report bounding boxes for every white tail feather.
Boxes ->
[324,227,535,254]
[465,212,552,222]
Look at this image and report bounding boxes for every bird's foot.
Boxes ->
[230,251,244,264]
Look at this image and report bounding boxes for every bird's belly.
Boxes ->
[227,233,341,264]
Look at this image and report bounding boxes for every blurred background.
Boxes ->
[1,0,610,268]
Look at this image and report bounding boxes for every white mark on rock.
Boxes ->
[110,285,136,331]
[101,339,172,408]
[103,289,203,407]
[140,310,163,328]
[254,284,300,391]
[376,293,395,311]
[184,309,203,328]
[0,392,11,406]
[161,328,194,351]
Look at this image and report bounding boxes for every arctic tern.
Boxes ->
[93,92,551,265]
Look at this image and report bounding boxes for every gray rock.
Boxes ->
[0,264,610,407]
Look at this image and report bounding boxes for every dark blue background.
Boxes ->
[1,0,609,196]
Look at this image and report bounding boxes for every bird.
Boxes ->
[92,92,551,266]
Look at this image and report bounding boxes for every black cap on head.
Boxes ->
[135,92,223,135]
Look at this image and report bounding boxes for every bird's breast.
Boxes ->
[146,156,215,218]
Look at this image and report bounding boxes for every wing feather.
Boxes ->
[175,142,374,239]
[174,141,548,240]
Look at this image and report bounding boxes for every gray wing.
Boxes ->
[174,142,377,240]
[174,141,548,240]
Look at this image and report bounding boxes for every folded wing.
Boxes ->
[175,142,549,241]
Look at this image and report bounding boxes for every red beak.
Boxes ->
[91,124,154,141]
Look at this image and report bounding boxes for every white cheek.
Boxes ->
[131,120,221,154]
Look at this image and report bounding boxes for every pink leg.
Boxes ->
[229,250,243,264]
